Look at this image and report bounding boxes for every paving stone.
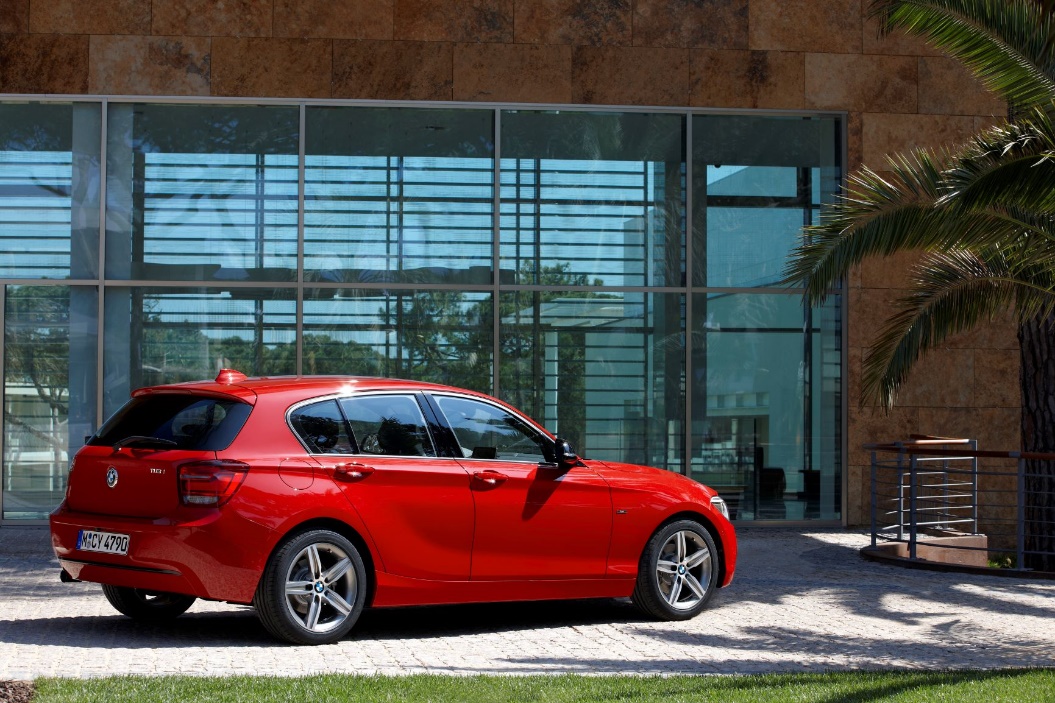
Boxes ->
[1,527,1053,679]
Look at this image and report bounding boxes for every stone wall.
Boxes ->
[0,0,1015,525]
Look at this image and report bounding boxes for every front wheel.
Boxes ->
[101,584,196,622]
[632,519,719,620]
[254,529,367,645]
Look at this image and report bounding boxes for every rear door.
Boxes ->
[295,394,475,581]
[67,393,251,519]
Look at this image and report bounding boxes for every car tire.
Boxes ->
[254,529,367,645]
[101,584,196,622]
[632,519,719,621]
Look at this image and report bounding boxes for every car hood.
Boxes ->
[589,459,718,499]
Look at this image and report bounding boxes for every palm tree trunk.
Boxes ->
[1019,316,1055,572]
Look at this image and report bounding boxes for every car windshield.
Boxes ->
[89,394,252,451]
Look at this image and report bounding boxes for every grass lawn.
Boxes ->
[29,670,1055,703]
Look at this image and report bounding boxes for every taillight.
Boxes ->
[178,460,249,507]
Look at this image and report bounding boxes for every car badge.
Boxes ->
[106,467,119,489]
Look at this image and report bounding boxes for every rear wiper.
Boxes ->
[113,435,178,449]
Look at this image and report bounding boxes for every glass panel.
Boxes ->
[434,394,549,462]
[102,287,296,417]
[692,115,840,287]
[303,288,493,392]
[4,285,98,520]
[690,293,841,522]
[289,400,355,455]
[0,103,101,279]
[500,111,684,287]
[305,107,494,286]
[339,395,436,457]
[105,104,299,282]
[90,394,251,451]
[499,291,683,471]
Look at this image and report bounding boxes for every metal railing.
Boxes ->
[867,436,1055,573]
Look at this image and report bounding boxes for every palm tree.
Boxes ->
[784,0,1055,570]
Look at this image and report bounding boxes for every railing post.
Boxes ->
[1017,456,1026,571]
[870,450,877,548]
[970,439,978,535]
[896,447,905,542]
[909,453,918,560]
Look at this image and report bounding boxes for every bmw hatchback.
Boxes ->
[51,371,736,644]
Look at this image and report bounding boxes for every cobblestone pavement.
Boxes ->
[1,527,1053,679]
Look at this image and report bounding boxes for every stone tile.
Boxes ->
[849,286,905,350]
[28,0,149,34]
[847,110,863,171]
[89,36,210,96]
[395,0,512,42]
[919,56,1005,117]
[454,43,571,103]
[973,348,1020,408]
[514,0,630,46]
[633,0,747,49]
[806,53,916,113]
[152,0,272,37]
[274,0,392,39]
[572,46,689,105]
[861,10,941,56]
[334,40,452,101]
[857,250,921,290]
[847,403,919,467]
[690,49,803,109]
[861,113,978,170]
[921,406,1019,453]
[750,0,862,54]
[0,34,87,93]
[212,38,331,98]
[943,313,1018,351]
[0,0,28,33]
[896,348,975,408]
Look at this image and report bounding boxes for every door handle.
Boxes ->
[473,470,507,486]
[333,463,375,481]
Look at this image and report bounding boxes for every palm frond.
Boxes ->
[862,247,1055,406]
[870,0,1055,110]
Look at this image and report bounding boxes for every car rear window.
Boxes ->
[89,394,252,451]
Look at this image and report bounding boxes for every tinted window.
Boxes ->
[289,400,355,454]
[90,394,251,451]
[434,395,548,462]
[339,395,436,458]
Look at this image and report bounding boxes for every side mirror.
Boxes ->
[553,438,579,470]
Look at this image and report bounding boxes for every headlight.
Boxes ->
[710,495,730,520]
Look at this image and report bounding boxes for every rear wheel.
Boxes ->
[101,584,196,622]
[254,529,367,645]
[632,519,719,620]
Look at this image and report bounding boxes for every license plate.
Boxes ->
[76,530,129,556]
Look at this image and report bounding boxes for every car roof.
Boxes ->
[131,373,484,405]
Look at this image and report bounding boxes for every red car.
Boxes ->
[50,371,737,645]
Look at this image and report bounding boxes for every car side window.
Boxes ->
[339,395,436,458]
[434,395,548,463]
[289,400,355,454]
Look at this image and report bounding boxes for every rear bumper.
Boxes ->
[50,502,273,603]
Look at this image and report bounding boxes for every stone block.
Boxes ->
[805,53,916,113]
[454,43,571,103]
[29,0,149,34]
[862,113,978,169]
[0,0,28,33]
[395,0,512,42]
[847,403,920,468]
[274,0,393,40]
[334,40,452,101]
[212,38,331,98]
[633,0,747,49]
[972,348,1020,408]
[89,36,210,96]
[919,56,1005,117]
[152,0,272,38]
[750,0,862,54]
[572,46,689,105]
[861,11,941,56]
[0,34,87,93]
[690,49,804,109]
[514,0,631,46]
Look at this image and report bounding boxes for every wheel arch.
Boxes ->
[266,517,379,607]
[651,510,729,587]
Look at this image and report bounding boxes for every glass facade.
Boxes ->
[0,100,843,524]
